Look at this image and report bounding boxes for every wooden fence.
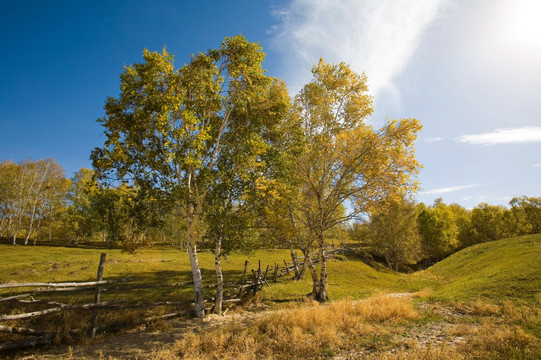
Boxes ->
[0,247,347,352]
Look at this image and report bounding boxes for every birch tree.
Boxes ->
[91,36,290,317]
[23,159,68,245]
[0,161,18,239]
[291,59,422,301]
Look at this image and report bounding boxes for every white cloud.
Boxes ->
[425,136,444,143]
[421,184,480,195]
[456,127,541,145]
[271,0,449,95]
[534,163,541,167]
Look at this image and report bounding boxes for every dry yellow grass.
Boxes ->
[151,295,418,360]
[459,323,539,360]
[147,296,541,360]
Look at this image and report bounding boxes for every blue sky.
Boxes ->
[1,0,540,209]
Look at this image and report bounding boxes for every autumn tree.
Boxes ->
[91,36,290,317]
[464,203,508,245]
[417,199,460,264]
[0,159,68,245]
[510,196,541,234]
[0,161,19,239]
[65,168,101,244]
[26,159,69,245]
[368,198,422,271]
[289,59,422,301]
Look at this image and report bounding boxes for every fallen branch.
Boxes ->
[106,281,193,291]
[17,299,67,306]
[145,312,188,322]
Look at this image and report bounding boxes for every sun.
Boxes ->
[499,0,541,54]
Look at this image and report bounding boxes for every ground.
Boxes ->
[21,295,500,360]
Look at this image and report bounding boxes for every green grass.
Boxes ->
[262,257,419,301]
[0,245,293,303]
[1,234,539,306]
[419,234,541,303]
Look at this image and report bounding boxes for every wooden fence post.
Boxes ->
[237,261,249,298]
[89,253,106,338]
[283,259,290,274]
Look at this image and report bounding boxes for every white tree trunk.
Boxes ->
[318,246,328,302]
[214,236,223,315]
[187,227,205,318]
[24,207,37,245]
[306,256,320,298]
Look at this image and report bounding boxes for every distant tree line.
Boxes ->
[0,159,68,245]
[348,196,541,272]
[1,158,538,274]
[0,161,175,250]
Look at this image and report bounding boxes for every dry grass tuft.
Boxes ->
[454,299,541,323]
[152,295,418,360]
[459,323,540,360]
[411,288,434,299]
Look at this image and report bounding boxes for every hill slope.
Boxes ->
[422,234,541,303]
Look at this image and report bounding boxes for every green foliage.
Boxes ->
[467,203,509,245]
[91,35,290,245]
[417,199,460,262]
[65,168,100,243]
[511,196,541,234]
[91,184,135,247]
[368,198,422,271]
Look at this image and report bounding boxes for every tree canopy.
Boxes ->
[91,35,291,317]
[286,59,422,301]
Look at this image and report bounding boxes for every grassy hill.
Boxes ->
[420,234,541,303]
[1,234,539,305]
[264,234,541,304]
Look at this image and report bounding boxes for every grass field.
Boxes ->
[1,235,539,313]
[422,234,541,304]
[0,235,540,359]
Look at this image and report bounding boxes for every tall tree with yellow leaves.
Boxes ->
[92,36,290,317]
[292,59,422,301]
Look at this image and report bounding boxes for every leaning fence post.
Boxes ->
[89,253,106,338]
[283,259,290,274]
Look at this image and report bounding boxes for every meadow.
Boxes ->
[1,235,540,359]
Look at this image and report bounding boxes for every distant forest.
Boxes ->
[1,158,539,271]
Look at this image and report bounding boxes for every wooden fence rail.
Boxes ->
[0,279,132,289]
[0,246,348,352]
